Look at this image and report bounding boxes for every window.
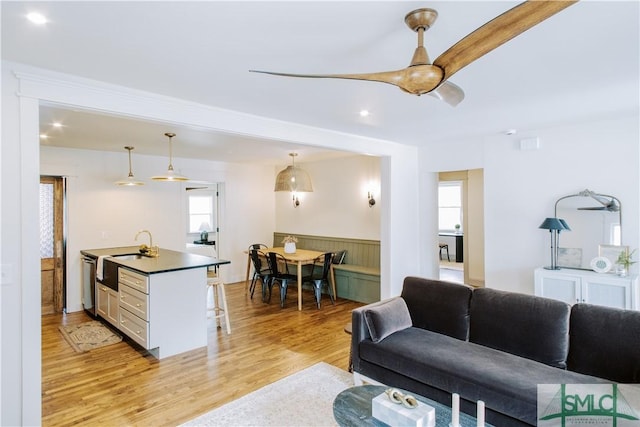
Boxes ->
[188,189,217,234]
[40,182,54,258]
[612,224,621,246]
[438,182,462,231]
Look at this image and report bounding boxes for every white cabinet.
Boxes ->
[534,267,639,310]
[118,266,207,359]
[97,285,108,318]
[96,284,119,326]
[107,289,119,325]
[118,268,150,349]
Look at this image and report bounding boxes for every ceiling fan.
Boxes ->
[578,193,621,212]
[250,1,577,106]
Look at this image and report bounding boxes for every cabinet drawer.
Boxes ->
[119,284,149,320]
[119,268,149,293]
[119,308,149,349]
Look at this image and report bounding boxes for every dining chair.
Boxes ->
[249,249,271,301]
[439,243,450,261]
[333,250,347,265]
[247,243,269,294]
[266,251,297,308]
[249,243,268,251]
[302,252,335,309]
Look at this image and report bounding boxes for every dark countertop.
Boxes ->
[81,246,230,275]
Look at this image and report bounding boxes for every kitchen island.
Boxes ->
[81,246,229,359]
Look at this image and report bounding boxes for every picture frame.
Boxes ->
[598,244,629,266]
[557,248,583,268]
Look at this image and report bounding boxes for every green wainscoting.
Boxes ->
[273,233,380,268]
[273,232,381,303]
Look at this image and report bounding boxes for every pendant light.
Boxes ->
[152,132,189,182]
[115,146,144,186]
[274,153,313,207]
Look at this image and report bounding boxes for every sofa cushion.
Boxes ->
[401,276,473,340]
[568,303,640,382]
[364,297,412,343]
[469,288,571,368]
[358,327,607,425]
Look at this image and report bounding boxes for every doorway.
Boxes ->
[40,176,66,314]
[438,170,485,287]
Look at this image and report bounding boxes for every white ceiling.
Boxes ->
[2,1,639,163]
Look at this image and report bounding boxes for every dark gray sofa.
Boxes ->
[351,276,640,426]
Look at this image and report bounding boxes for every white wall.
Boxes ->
[41,146,276,313]
[274,155,380,240]
[422,113,640,295]
[467,169,485,285]
[1,61,422,426]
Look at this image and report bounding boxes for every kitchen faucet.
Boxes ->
[135,230,158,256]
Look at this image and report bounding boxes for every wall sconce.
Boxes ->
[368,191,376,207]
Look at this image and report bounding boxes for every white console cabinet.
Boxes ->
[534,267,639,310]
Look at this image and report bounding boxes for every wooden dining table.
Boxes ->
[245,247,325,311]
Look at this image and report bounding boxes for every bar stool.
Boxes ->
[186,244,231,334]
[206,269,231,334]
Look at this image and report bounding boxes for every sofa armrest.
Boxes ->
[351,297,410,372]
[351,305,372,373]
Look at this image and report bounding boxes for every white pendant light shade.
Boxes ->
[274,153,313,192]
[152,132,189,182]
[115,146,144,186]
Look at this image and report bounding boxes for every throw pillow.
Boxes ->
[364,297,412,343]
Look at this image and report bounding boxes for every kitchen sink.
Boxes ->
[111,253,150,261]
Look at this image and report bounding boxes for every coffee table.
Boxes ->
[333,385,492,427]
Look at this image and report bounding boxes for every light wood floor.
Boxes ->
[42,281,363,426]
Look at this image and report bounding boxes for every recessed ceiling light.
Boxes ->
[40,134,48,139]
[359,110,370,117]
[52,122,62,128]
[27,12,48,25]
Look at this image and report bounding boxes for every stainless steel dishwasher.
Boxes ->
[81,256,97,316]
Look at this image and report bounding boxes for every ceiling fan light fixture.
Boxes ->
[151,132,189,182]
[115,146,144,186]
[274,153,313,193]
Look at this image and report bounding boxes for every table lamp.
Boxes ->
[539,217,571,270]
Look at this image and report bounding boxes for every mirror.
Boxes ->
[554,189,622,269]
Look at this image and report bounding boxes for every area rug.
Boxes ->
[58,321,122,353]
[181,362,353,426]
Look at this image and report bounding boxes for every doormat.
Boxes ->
[58,321,122,353]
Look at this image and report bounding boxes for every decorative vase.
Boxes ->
[284,242,296,254]
[616,265,627,277]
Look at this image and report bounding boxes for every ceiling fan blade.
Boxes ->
[428,81,465,107]
[433,0,578,82]
[251,64,445,96]
[251,69,406,87]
